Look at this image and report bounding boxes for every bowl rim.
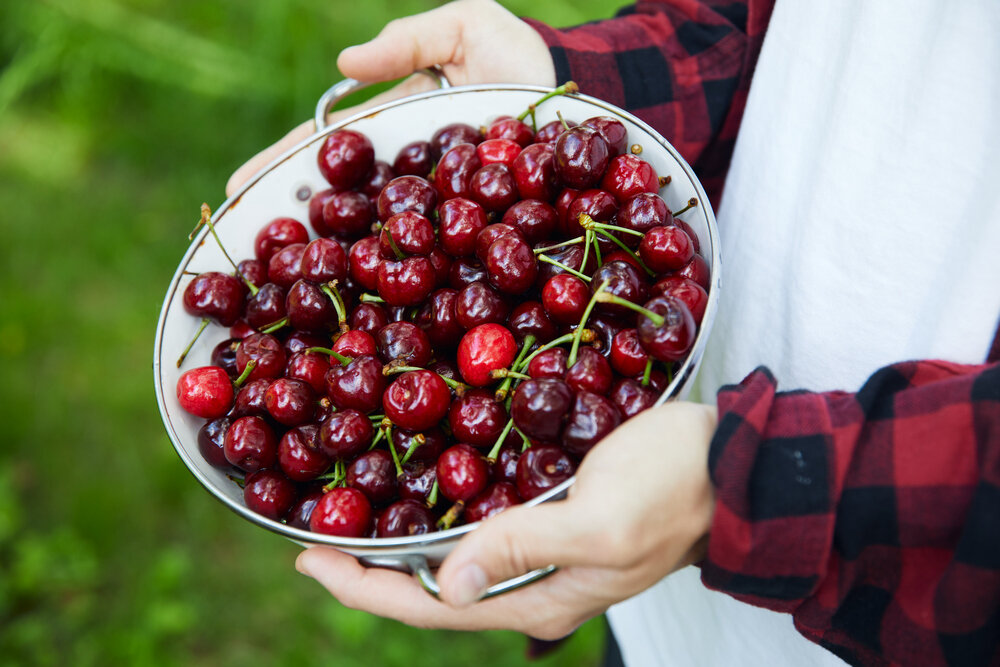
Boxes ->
[153,81,721,550]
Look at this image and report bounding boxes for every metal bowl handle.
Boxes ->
[362,554,557,600]
[314,66,452,131]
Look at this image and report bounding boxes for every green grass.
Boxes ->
[0,0,620,664]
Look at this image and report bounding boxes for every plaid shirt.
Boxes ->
[529,3,1000,665]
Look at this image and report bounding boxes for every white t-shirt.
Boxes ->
[608,1,1000,665]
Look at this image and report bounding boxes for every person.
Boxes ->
[227,1,1000,664]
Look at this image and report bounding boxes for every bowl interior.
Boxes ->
[153,84,720,557]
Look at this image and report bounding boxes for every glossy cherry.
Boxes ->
[278,424,331,482]
[436,443,490,503]
[321,190,374,239]
[635,295,697,362]
[254,217,310,263]
[325,355,385,413]
[376,499,436,537]
[317,129,374,189]
[177,366,233,419]
[197,416,232,468]
[457,323,517,387]
[183,272,244,327]
[223,415,277,472]
[510,378,574,442]
[347,449,398,506]
[243,469,298,521]
[639,225,695,273]
[376,175,438,222]
[382,370,451,432]
[465,482,521,522]
[376,321,432,367]
[309,487,373,537]
[448,389,508,448]
[318,408,374,460]
[515,444,575,500]
[562,390,621,457]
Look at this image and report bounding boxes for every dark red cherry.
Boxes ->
[359,160,397,200]
[554,187,581,228]
[278,424,331,482]
[580,116,628,157]
[588,313,627,360]
[309,487,372,537]
[448,389,508,449]
[437,444,490,503]
[651,276,708,325]
[177,366,234,419]
[511,143,558,201]
[430,122,482,159]
[565,347,613,396]
[466,482,521,523]
[321,190,374,239]
[501,199,558,244]
[197,416,232,468]
[515,444,576,500]
[309,187,343,237]
[379,211,435,258]
[376,256,435,306]
[325,355,385,413]
[601,154,659,203]
[332,329,377,358]
[347,449,398,506]
[457,323,517,387]
[553,125,610,189]
[434,143,481,200]
[610,328,650,377]
[535,118,576,144]
[448,256,489,289]
[507,301,558,344]
[267,242,306,289]
[564,188,618,237]
[376,175,438,222]
[562,390,621,458]
[474,223,521,264]
[541,274,590,325]
[317,129,374,189]
[390,427,447,463]
[636,295,697,362]
[485,234,538,294]
[223,415,278,472]
[383,370,451,432]
[398,461,437,502]
[675,253,710,291]
[455,281,509,330]
[285,279,335,333]
[510,378,574,442]
[377,499,437,538]
[236,333,286,382]
[232,378,270,417]
[318,408,374,460]
[485,116,534,147]
[283,331,328,356]
[393,140,434,177]
[592,260,649,318]
[236,259,267,291]
[264,377,315,426]
[243,469,297,521]
[349,302,390,337]
[254,217,310,263]
[415,288,465,349]
[470,163,518,212]
[491,444,522,484]
[348,236,382,292]
[287,490,324,530]
[300,238,348,285]
[376,321,432,367]
[526,348,568,379]
[610,377,659,419]
[183,272,245,327]
[438,197,488,258]
[244,282,287,330]
[616,193,671,245]
[639,225,694,273]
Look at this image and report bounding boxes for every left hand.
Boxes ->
[296,401,718,639]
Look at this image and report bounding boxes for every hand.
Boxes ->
[226,0,555,197]
[296,401,717,640]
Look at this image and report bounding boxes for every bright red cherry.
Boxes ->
[457,323,517,387]
[176,366,233,419]
[309,487,373,537]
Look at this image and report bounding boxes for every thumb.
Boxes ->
[337,2,467,83]
[434,495,601,608]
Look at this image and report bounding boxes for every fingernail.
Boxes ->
[449,563,487,607]
[295,551,313,578]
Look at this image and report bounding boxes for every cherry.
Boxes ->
[434,143,481,200]
[437,444,490,503]
[448,257,489,289]
[526,348,569,379]
[501,199,558,244]
[542,274,590,325]
[376,321,432,367]
[264,377,315,426]
[588,313,627,360]
[278,424,331,481]
[318,408,374,460]
[223,415,277,472]
[651,276,708,324]
[197,416,232,468]
[415,288,465,349]
[438,197,488,258]
[379,211,435,258]
[476,138,523,166]
[565,346,613,395]
[236,258,268,290]
[359,160,396,200]
[491,443,522,484]
[580,116,628,157]
[553,125,610,189]
[675,253,711,291]
[309,187,343,236]
[610,328,650,377]
[507,301,558,344]
[430,122,482,159]
[285,279,335,333]
[457,323,517,387]
[554,187,581,228]
[332,329,377,358]
[349,302,389,337]
[393,140,434,177]
[510,378,574,442]
[562,390,621,457]
[317,129,374,189]
[228,320,256,341]
[300,237,348,284]
[610,377,658,419]
[398,461,437,502]
[309,487,372,537]
[448,389,508,449]
[243,469,297,521]
[485,116,534,146]
[376,499,436,537]
[183,272,245,327]
[465,482,521,523]
[592,260,650,318]
[244,282,287,330]
[267,242,306,289]
[232,378,270,417]
[484,233,538,294]
[236,333,287,381]
[534,243,596,287]
[382,370,451,432]
[347,449,398,506]
[254,217,309,263]
[287,489,324,530]
[475,223,521,264]
[376,256,435,306]
[283,331,328,356]
[564,188,618,237]
[470,163,519,212]
[376,175,438,222]
[177,366,234,419]
[325,354,385,413]
[515,444,576,500]
[511,143,558,201]
[639,225,694,273]
[348,236,382,292]
[535,118,576,144]
[454,281,509,330]
[601,154,659,202]
[634,295,697,362]
[321,191,374,239]
[390,427,446,463]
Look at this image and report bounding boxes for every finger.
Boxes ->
[434,498,617,608]
[336,2,469,82]
[224,74,438,197]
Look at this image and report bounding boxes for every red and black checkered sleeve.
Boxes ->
[523,0,774,205]
[701,363,1000,666]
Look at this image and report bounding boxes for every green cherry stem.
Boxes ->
[383,423,405,478]
[568,279,611,367]
[259,316,289,334]
[580,229,592,274]
[578,213,644,238]
[641,357,653,387]
[516,331,595,372]
[491,369,531,381]
[232,359,258,388]
[359,293,385,304]
[536,253,591,282]
[493,334,536,402]
[533,236,585,254]
[321,460,347,492]
[382,363,469,395]
[321,281,349,333]
[426,478,439,509]
[190,203,259,296]
[592,227,656,277]
[671,197,699,217]
[176,317,209,368]
[486,418,515,464]
[591,229,603,267]
[399,432,425,465]
[593,291,665,327]
[305,347,353,366]
[367,425,386,451]
[384,228,406,260]
[516,81,579,121]
[514,426,532,452]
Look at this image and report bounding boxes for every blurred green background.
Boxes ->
[0,0,619,664]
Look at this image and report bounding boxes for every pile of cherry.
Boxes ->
[175,88,709,540]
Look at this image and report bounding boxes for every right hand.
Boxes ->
[226,0,556,197]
